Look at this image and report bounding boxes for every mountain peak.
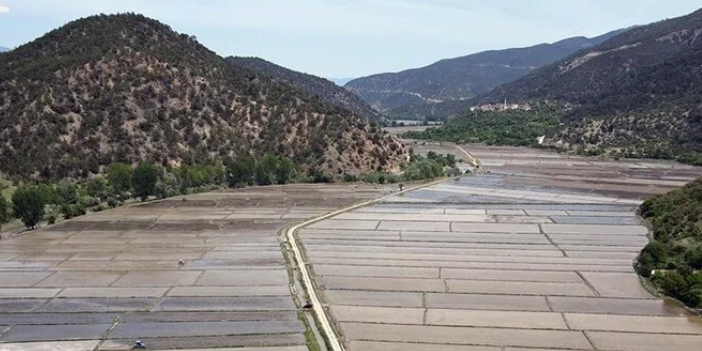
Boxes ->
[0,14,406,178]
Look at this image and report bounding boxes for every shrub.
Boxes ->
[342,173,358,182]
[106,197,118,208]
[107,163,133,193]
[658,271,688,299]
[225,157,255,188]
[0,197,10,231]
[685,247,702,269]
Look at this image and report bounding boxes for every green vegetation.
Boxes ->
[637,177,702,308]
[0,14,405,180]
[108,163,133,194]
[12,185,50,229]
[403,110,561,147]
[132,162,160,201]
[1,149,456,232]
[354,151,460,184]
[0,197,9,232]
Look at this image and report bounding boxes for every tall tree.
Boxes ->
[132,162,160,201]
[12,186,48,229]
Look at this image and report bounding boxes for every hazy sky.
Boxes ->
[1,1,701,78]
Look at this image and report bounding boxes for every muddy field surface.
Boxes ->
[301,146,702,351]
[0,184,394,351]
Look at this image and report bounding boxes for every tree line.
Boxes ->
[0,151,464,232]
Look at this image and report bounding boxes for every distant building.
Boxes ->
[470,101,532,112]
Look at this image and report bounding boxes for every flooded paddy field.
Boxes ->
[300,146,702,351]
[0,184,394,351]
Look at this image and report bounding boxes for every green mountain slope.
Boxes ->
[229,57,382,122]
[346,30,624,119]
[478,7,702,160]
[0,14,406,179]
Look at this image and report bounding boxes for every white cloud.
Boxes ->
[0,5,10,14]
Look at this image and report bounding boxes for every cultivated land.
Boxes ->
[301,145,702,351]
[0,184,395,350]
[2,145,702,351]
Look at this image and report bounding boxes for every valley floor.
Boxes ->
[0,184,395,350]
[301,145,702,351]
[0,145,701,350]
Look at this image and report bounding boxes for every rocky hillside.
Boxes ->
[480,7,702,160]
[0,14,407,179]
[228,57,382,122]
[346,29,624,119]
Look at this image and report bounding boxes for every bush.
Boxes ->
[658,271,688,299]
[225,157,255,188]
[342,173,358,182]
[56,181,80,205]
[106,197,118,208]
[85,176,110,199]
[62,203,86,219]
[108,163,133,193]
[0,197,9,231]
[685,247,702,269]
[47,214,57,225]
[403,159,444,181]
[255,154,279,186]
[640,242,669,267]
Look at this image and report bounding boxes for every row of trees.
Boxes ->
[0,153,320,230]
[1,151,465,231]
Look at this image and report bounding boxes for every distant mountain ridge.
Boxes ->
[477,7,702,160]
[228,57,382,122]
[0,47,9,52]
[346,29,626,119]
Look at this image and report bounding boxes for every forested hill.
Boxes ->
[478,7,702,160]
[345,29,624,119]
[0,14,406,179]
[228,57,382,122]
